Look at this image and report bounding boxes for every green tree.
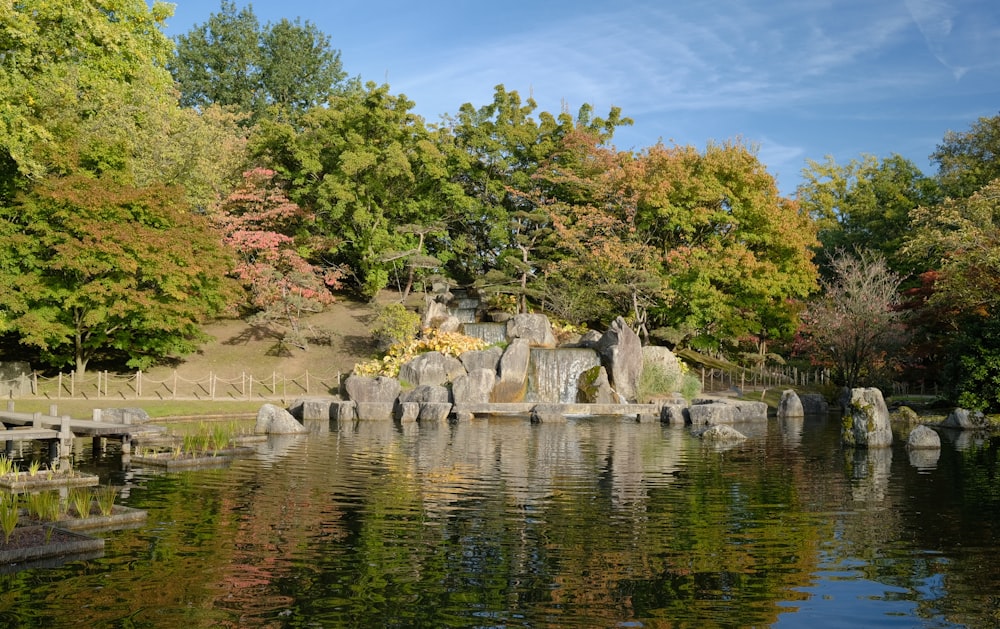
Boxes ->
[0,175,236,373]
[931,113,1000,199]
[170,2,345,122]
[797,154,939,276]
[0,0,176,186]
[253,82,461,298]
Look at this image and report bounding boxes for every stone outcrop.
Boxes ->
[841,387,893,448]
[530,404,567,423]
[452,369,497,405]
[492,339,531,403]
[697,424,747,442]
[596,317,643,402]
[255,403,308,434]
[577,365,616,404]
[399,384,451,404]
[799,393,830,415]
[777,390,804,418]
[940,408,989,430]
[398,351,466,387]
[660,404,688,425]
[460,346,504,374]
[98,407,152,424]
[906,425,941,449]
[506,313,557,347]
[344,375,401,403]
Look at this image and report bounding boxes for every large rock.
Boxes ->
[906,425,941,449]
[640,346,682,388]
[398,351,466,387]
[842,387,893,448]
[506,313,557,348]
[777,390,804,418]
[419,403,453,423]
[596,317,643,402]
[460,346,504,374]
[530,404,567,423]
[399,384,451,404]
[688,402,736,425]
[344,375,401,404]
[940,408,989,430]
[98,407,151,424]
[492,339,531,402]
[452,368,497,405]
[255,403,308,434]
[577,365,616,404]
[660,403,688,425]
[799,393,830,415]
[697,424,747,442]
[422,294,451,329]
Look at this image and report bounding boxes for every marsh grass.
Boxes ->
[25,490,61,522]
[0,493,19,543]
[94,485,119,516]
[0,456,13,477]
[68,486,93,518]
[27,460,41,478]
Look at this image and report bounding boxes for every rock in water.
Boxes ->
[255,403,308,434]
[841,387,892,448]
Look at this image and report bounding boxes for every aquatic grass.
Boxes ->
[211,422,234,453]
[94,485,119,516]
[27,459,41,478]
[24,491,61,522]
[68,487,93,518]
[0,456,13,477]
[0,493,19,544]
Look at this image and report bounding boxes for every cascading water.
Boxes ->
[462,322,507,345]
[527,348,601,403]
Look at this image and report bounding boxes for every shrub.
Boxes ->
[636,362,680,403]
[371,303,421,352]
[354,329,488,378]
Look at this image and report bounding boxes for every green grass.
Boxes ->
[7,399,263,420]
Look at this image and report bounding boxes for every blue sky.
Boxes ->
[160,0,1000,195]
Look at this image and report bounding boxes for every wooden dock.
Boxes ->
[0,406,165,459]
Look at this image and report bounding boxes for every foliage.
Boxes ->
[370,304,421,352]
[24,490,61,522]
[354,329,488,378]
[0,492,18,543]
[940,312,1000,411]
[931,113,1000,199]
[799,249,906,389]
[94,484,120,517]
[625,140,818,352]
[68,487,93,518]
[214,168,342,348]
[170,1,346,122]
[636,362,681,403]
[0,175,237,373]
[797,154,939,276]
[254,82,461,298]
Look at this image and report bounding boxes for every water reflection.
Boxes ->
[0,416,997,627]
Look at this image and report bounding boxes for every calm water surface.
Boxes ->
[1,413,999,628]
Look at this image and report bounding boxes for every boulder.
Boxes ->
[330,401,356,421]
[419,403,453,423]
[906,425,941,449]
[575,330,604,349]
[452,368,497,405]
[255,403,308,435]
[799,393,830,415]
[398,351,466,387]
[596,317,643,402]
[577,365,616,404]
[354,403,395,421]
[842,387,893,448]
[641,346,683,387]
[688,402,735,425]
[506,313,557,347]
[777,390,804,418]
[492,339,531,402]
[344,375,401,404]
[395,402,420,423]
[297,398,336,420]
[660,404,688,425]
[891,405,920,424]
[98,407,151,424]
[422,295,451,329]
[460,346,504,374]
[399,384,451,405]
[697,424,747,442]
[940,408,989,430]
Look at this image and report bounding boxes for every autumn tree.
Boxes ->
[0,175,236,373]
[625,141,818,353]
[801,250,906,389]
[214,168,343,349]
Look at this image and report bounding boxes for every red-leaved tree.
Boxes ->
[215,168,343,349]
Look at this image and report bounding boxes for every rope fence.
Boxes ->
[1,369,343,401]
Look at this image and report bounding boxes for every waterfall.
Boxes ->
[527,348,601,404]
[461,323,507,345]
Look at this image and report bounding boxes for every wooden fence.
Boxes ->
[3,369,343,401]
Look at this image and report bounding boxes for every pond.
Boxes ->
[1,412,998,628]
